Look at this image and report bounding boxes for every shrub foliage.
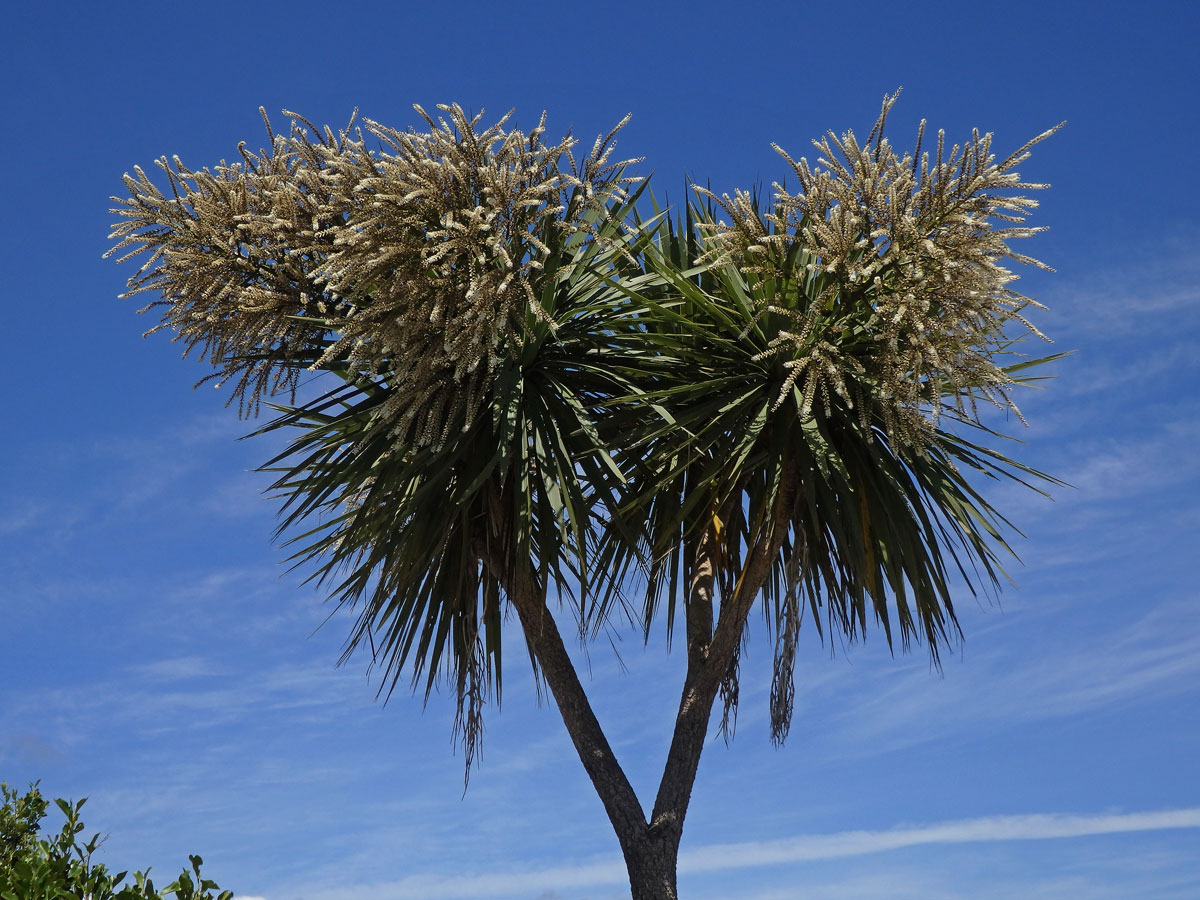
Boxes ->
[0,782,232,900]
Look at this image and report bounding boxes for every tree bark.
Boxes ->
[622,833,682,900]
[497,561,688,897]
[477,461,798,898]
[649,461,801,864]
[496,559,650,858]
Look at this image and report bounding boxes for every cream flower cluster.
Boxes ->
[696,92,1062,447]
[108,105,639,447]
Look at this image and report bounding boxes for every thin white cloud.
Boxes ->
[677,808,1200,871]
[0,500,58,536]
[301,808,1200,900]
[1056,342,1199,399]
[1059,420,1200,503]
[812,599,1200,757]
[1040,232,1200,340]
[0,410,260,551]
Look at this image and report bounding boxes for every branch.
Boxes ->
[648,460,801,842]
[475,526,649,852]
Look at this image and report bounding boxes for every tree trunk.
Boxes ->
[498,558,650,853]
[623,833,681,900]
[476,462,799,898]
[499,564,690,897]
[648,463,802,862]
[479,532,682,897]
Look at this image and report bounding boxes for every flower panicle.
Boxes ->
[693,91,1061,448]
[107,104,640,439]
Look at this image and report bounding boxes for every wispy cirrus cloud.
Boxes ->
[677,808,1200,871]
[288,807,1200,900]
[1040,231,1200,338]
[0,410,274,543]
[810,598,1200,754]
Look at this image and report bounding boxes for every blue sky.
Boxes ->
[2,2,1198,898]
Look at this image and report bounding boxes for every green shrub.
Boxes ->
[1,782,232,900]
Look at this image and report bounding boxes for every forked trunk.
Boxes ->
[479,464,798,899]
[487,545,687,898]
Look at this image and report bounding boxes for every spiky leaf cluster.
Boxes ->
[695,92,1064,447]
[595,97,1064,747]
[107,96,1063,771]
[108,106,644,771]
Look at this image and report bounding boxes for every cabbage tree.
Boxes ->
[107,94,1062,899]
